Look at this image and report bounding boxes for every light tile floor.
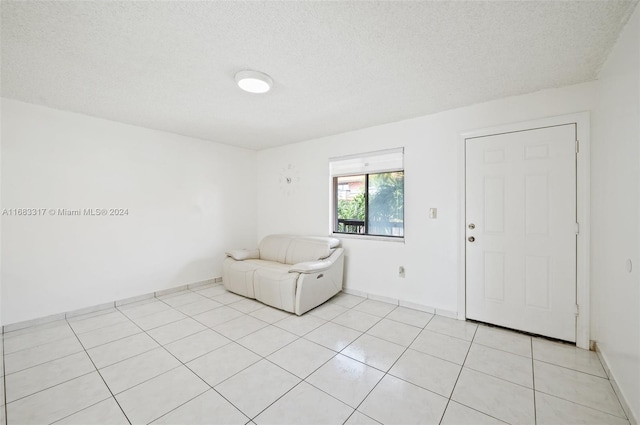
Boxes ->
[1,283,630,425]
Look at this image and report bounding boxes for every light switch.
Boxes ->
[429,208,437,219]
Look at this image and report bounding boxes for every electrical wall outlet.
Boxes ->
[399,266,405,278]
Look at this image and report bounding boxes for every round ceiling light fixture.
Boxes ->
[235,70,273,94]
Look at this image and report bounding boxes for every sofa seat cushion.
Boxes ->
[244,259,293,272]
[253,267,300,313]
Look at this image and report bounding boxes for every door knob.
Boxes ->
[468,223,475,229]
[468,236,475,242]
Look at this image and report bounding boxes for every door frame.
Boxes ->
[457,112,591,349]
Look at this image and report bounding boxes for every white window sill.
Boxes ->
[331,233,405,243]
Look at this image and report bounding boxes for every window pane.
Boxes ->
[368,171,404,237]
[336,175,365,234]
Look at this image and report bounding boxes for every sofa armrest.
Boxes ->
[226,249,260,261]
[289,248,343,274]
[289,260,332,274]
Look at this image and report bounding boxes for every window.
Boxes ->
[330,148,404,238]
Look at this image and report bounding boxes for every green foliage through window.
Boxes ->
[335,171,404,237]
[337,193,365,221]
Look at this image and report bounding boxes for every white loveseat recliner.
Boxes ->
[223,235,344,315]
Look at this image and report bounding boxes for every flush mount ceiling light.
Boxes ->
[235,70,273,94]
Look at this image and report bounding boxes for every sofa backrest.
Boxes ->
[258,235,293,263]
[258,235,340,265]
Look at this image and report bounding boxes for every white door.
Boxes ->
[465,124,577,342]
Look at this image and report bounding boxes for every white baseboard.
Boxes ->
[342,287,457,318]
[188,278,218,290]
[155,285,189,298]
[2,277,222,333]
[341,287,368,298]
[367,293,400,306]
[65,302,115,319]
[3,312,66,333]
[399,300,435,314]
[115,293,155,307]
[595,343,637,425]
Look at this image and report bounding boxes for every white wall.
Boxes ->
[591,5,639,421]
[1,99,257,325]
[256,82,596,313]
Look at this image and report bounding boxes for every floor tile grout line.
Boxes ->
[66,307,121,324]
[449,327,525,424]
[438,320,478,425]
[3,329,111,404]
[132,296,293,368]
[118,302,180,322]
[140,298,612,395]
[48,396,120,425]
[460,363,536,392]
[3,346,89,377]
[456,324,620,421]
[158,295,223,312]
[184,296,629,424]
[233,326,300,357]
[2,320,70,341]
[472,339,534,360]
[437,329,608,379]
[422,326,476,344]
[533,357,614,379]
[102,331,214,420]
[149,387,249,425]
[9,292,626,424]
[4,369,98,406]
[533,388,631,420]
[336,301,432,371]
[603,372,631,420]
[65,308,131,334]
[182,360,253,423]
[272,319,328,338]
[121,312,188,332]
[341,409,381,425]
[159,296,383,422]
[245,353,348,421]
[248,337,378,423]
[331,305,430,334]
[72,323,144,352]
[186,304,273,333]
[160,326,229,350]
[3,333,8,425]
[2,328,79,357]
[247,380,308,422]
[0,288,313,342]
[3,334,80,360]
[532,336,538,425]
[120,307,257,424]
[174,339,235,367]
[208,335,309,390]
[109,362,185,396]
[448,401,512,425]
[325,328,405,375]
[64,317,133,425]
[341,307,438,423]
[95,344,164,372]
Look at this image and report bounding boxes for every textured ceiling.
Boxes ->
[1,1,637,150]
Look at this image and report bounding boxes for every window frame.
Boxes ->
[332,170,404,239]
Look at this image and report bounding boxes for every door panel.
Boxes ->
[466,124,577,342]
